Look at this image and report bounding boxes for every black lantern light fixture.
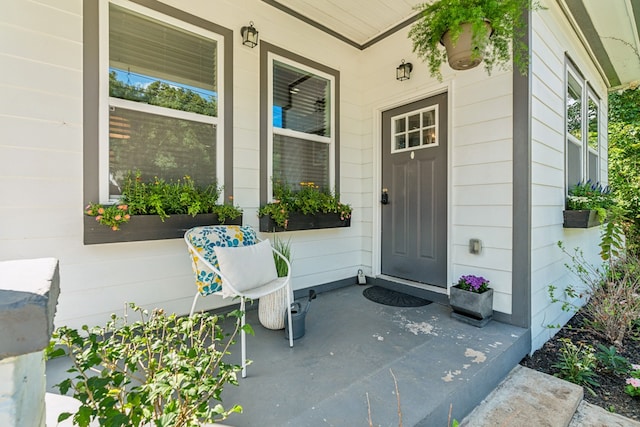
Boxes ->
[241,21,259,48]
[396,59,413,81]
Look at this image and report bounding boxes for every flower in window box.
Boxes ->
[85,203,131,231]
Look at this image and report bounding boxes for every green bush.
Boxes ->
[46,304,246,427]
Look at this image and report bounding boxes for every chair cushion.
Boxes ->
[214,239,278,295]
[185,225,258,296]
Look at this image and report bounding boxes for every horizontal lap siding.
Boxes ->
[530,2,609,351]
[452,73,514,315]
[1,0,366,330]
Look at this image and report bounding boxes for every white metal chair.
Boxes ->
[184,225,293,377]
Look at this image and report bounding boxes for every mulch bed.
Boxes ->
[520,310,640,421]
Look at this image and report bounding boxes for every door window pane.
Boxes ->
[391,106,438,152]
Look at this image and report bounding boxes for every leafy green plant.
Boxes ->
[272,236,292,277]
[408,0,542,80]
[46,304,246,427]
[595,344,631,375]
[566,181,616,222]
[85,171,242,230]
[552,338,599,395]
[548,241,640,347]
[258,181,352,229]
[608,88,640,256]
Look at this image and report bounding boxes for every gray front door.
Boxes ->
[381,93,448,287]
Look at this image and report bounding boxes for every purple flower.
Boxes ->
[457,275,490,293]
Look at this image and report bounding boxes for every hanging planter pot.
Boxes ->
[440,21,493,70]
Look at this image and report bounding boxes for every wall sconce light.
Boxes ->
[396,59,413,81]
[241,21,259,48]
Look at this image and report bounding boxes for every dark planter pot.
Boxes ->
[563,210,601,228]
[259,212,351,232]
[84,213,242,245]
[449,286,493,327]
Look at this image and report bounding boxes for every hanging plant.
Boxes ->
[408,0,543,81]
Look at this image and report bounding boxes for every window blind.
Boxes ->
[110,3,216,93]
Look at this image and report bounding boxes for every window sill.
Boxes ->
[563,210,601,228]
[259,212,351,232]
[84,213,242,245]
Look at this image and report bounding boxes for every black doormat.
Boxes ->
[363,286,432,307]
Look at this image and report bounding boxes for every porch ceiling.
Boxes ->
[262,0,423,48]
[558,0,640,90]
[265,0,640,90]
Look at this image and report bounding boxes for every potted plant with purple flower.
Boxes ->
[449,274,493,327]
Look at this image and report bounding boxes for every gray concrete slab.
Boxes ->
[569,401,640,427]
[46,284,530,427]
[460,365,583,427]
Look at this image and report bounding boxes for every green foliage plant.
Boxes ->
[46,304,245,427]
[548,240,640,347]
[271,236,292,277]
[552,338,599,395]
[608,88,640,255]
[408,0,542,81]
[595,344,631,375]
[85,171,242,230]
[566,181,616,222]
[258,181,352,229]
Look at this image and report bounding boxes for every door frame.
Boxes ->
[372,82,453,294]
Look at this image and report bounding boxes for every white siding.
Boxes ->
[0,0,365,330]
[1,0,609,350]
[529,0,609,351]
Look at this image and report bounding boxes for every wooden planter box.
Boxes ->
[259,212,351,232]
[84,213,242,245]
[449,286,493,328]
[563,210,601,228]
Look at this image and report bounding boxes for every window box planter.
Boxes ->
[563,209,601,228]
[259,212,351,232]
[449,285,493,328]
[84,213,242,245]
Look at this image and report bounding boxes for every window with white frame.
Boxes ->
[391,106,438,152]
[268,54,335,195]
[566,63,600,190]
[100,1,224,202]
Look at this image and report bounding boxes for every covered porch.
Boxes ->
[47,283,528,426]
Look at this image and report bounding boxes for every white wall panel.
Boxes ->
[529,0,609,351]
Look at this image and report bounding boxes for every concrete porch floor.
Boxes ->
[46,283,529,427]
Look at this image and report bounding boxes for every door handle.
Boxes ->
[381,188,389,205]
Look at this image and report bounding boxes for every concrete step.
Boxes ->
[460,366,640,427]
[460,365,583,427]
[569,401,640,427]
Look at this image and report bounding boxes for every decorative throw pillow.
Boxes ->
[213,239,277,294]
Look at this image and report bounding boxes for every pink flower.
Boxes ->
[98,207,105,214]
[124,214,131,220]
[626,378,640,388]
[95,216,103,221]
[114,215,121,221]
[632,364,640,371]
